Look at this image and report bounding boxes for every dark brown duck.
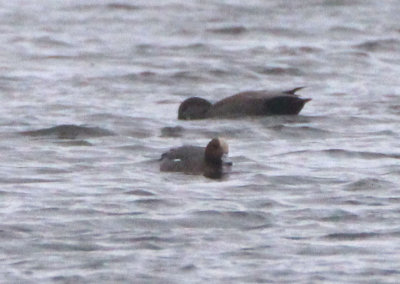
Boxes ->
[160,138,231,179]
[178,87,311,120]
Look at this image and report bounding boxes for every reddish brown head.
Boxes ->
[204,138,229,165]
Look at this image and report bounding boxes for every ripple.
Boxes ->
[329,25,366,35]
[268,175,334,186]
[176,210,272,229]
[286,208,359,222]
[124,189,155,196]
[36,242,106,252]
[322,149,400,160]
[353,38,400,52]
[320,210,359,222]
[65,3,142,12]
[291,149,400,160]
[298,244,372,256]
[254,66,303,76]
[268,125,333,138]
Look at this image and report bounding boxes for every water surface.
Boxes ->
[1,1,400,283]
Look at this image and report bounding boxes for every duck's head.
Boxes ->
[178,97,212,120]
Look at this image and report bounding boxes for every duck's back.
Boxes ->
[208,90,310,117]
[160,146,205,173]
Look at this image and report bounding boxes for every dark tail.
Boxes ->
[284,86,306,95]
[266,96,311,115]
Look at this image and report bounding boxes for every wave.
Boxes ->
[322,149,400,159]
[175,210,272,229]
[353,38,400,52]
[284,149,400,160]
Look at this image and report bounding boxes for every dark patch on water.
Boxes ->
[160,126,185,137]
[354,38,400,52]
[36,242,105,252]
[106,3,141,11]
[323,232,381,240]
[320,210,359,222]
[125,189,155,196]
[0,178,61,184]
[21,124,115,139]
[66,3,141,12]
[275,45,323,55]
[264,27,311,38]
[255,66,303,76]
[133,198,180,209]
[52,275,86,283]
[33,36,73,48]
[208,26,248,35]
[55,140,93,146]
[170,71,208,82]
[345,178,394,191]
[180,264,197,271]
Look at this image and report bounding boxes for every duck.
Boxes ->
[160,137,231,179]
[178,87,310,120]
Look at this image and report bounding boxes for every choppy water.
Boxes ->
[2,0,400,283]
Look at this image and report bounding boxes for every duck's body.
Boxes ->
[160,138,231,179]
[178,87,310,120]
[160,145,205,173]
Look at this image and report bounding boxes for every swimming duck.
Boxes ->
[178,87,310,120]
[160,138,231,179]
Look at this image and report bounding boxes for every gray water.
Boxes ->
[1,0,400,283]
